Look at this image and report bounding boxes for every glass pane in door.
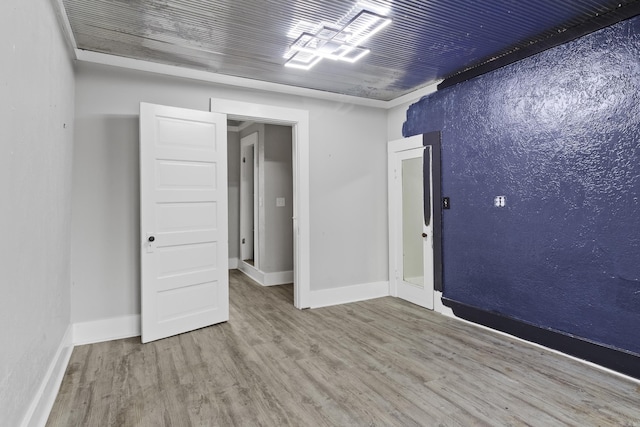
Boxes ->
[402,156,424,287]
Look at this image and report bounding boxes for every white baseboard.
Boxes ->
[433,291,455,317]
[310,281,390,309]
[73,314,141,345]
[263,270,293,286]
[228,257,239,269]
[237,262,292,286]
[238,261,264,284]
[21,325,74,427]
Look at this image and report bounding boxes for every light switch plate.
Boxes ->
[276,197,285,207]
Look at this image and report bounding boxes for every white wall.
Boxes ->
[72,62,388,323]
[0,1,75,425]
[387,101,413,141]
[263,124,294,274]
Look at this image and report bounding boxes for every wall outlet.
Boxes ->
[276,197,285,207]
[494,196,506,207]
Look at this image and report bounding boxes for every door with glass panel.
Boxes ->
[388,136,434,309]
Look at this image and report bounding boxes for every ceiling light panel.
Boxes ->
[284,3,392,70]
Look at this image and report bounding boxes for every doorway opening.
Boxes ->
[237,124,294,289]
[212,99,310,309]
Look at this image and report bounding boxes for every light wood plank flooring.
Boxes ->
[48,270,640,426]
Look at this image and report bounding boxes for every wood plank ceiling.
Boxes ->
[61,0,640,101]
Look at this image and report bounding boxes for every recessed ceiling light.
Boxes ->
[284,3,392,70]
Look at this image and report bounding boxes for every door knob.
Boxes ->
[148,236,155,242]
[421,233,428,238]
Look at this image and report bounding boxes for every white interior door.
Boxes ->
[240,133,257,264]
[388,136,434,309]
[140,102,229,343]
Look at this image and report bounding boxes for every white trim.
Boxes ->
[237,264,293,286]
[228,257,239,269]
[263,270,294,286]
[227,125,240,132]
[385,81,441,109]
[387,134,424,155]
[20,325,73,427]
[238,261,264,284]
[433,291,454,317]
[74,51,438,109]
[310,281,390,309]
[73,315,141,345]
[238,121,255,132]
[210,98,311,309]
[77,51,387,108]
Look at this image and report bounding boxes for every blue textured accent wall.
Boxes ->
[403,17,640,355]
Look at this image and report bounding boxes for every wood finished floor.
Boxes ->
[48,270,640,426]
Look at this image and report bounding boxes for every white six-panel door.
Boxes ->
[140,103,229,343]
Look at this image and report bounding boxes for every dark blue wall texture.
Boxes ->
[403,17,640,355]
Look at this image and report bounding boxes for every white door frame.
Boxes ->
[210,98,310,309]
[388,135,435,309]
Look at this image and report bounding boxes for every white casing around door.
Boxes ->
[140,103,229,343]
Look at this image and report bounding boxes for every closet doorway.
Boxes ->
[211,98,311,309]
[237,123,294,288]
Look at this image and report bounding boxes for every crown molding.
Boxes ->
[75,49,438,110]
[55,0,437,109]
